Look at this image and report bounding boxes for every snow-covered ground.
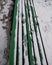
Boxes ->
[0,0,13,65]
[33,0,52,65]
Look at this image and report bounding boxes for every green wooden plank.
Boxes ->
[9,0,18,65]
[29,2,43,65]
[25,1,33,65]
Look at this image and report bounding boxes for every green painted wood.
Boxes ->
[25,1,33,65]
[29,2,43,65]
[9,0,18,65]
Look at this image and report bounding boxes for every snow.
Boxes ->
[29,7,41,65]
[0,0,13,65]
[17,0,22,65]
[33,0,52,65]
[23,0,29,65]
